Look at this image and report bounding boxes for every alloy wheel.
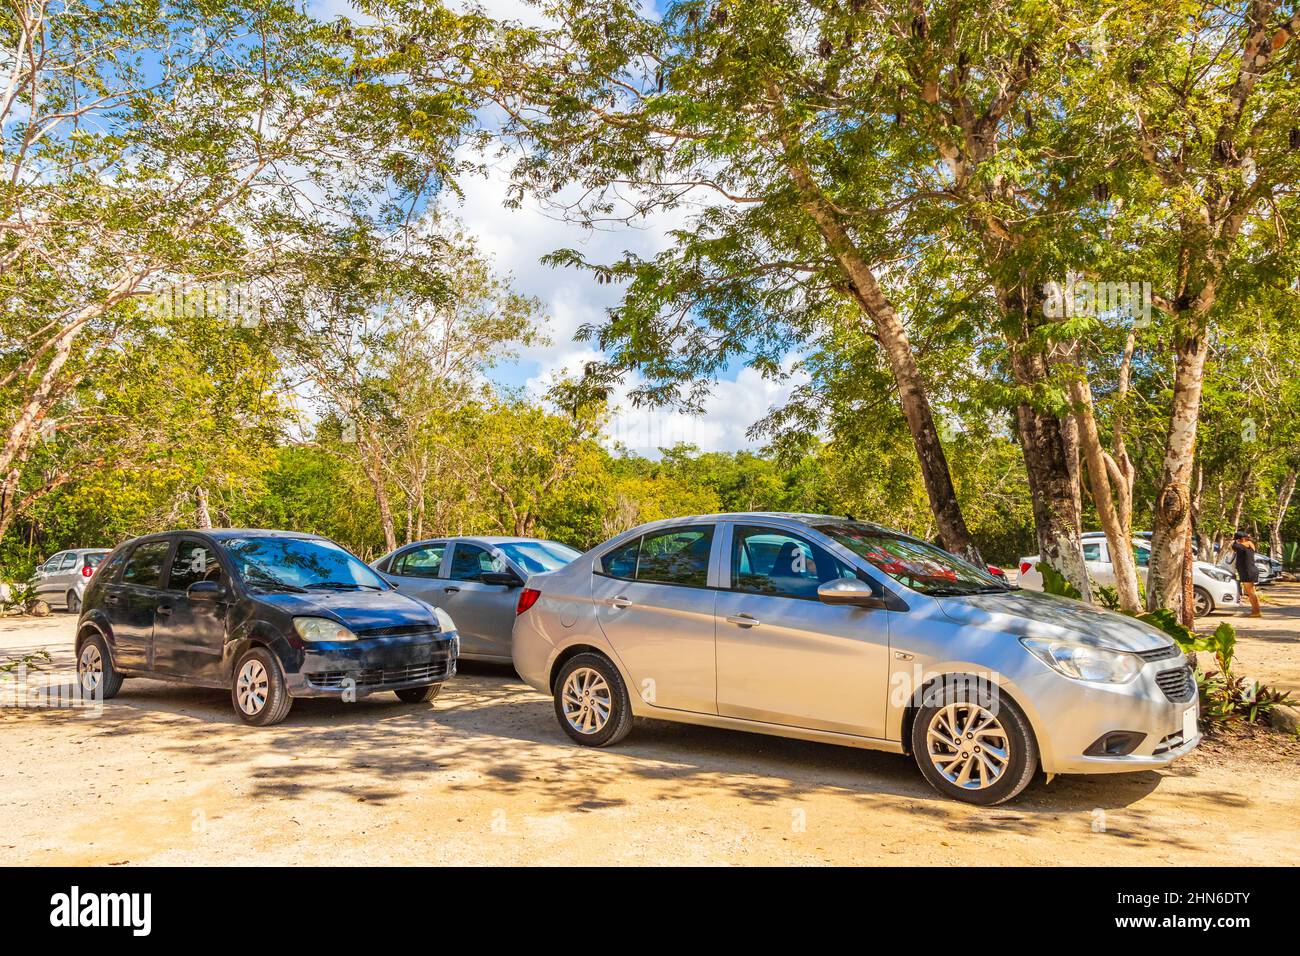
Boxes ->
[79,643,102,693]
[236,659,270,716]
[560,666,612,735]
[925,702,1011,790]
[1193,590,1211,618]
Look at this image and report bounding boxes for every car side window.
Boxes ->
[636,526,714,588]
[598,538,641,580]
[449,544,500,582]
[731,525,857,599]
[1082,542,1103,562]
[58,553,78,571]
[40,553,64,573]
[168,540,221,591]
[1133,546,1150,568]
[393,544,446,578]
[98,550,128,582]
[121,541,171,588]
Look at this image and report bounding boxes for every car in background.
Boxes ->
[32,548,110,613]
[373,536,581,662]
[513,513,1200,806]
[76,530,458,725]
[1017,533,1240,617]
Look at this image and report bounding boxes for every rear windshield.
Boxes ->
[816,523,1007,596]
[84,553,108,568]
[495,540,580,574]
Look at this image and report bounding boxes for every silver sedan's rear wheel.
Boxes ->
[911,678,1038,806]
[553,652,633,747]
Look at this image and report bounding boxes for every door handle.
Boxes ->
[443,586,460,594]
[726,614,761,628]
[156,605,172,617]
[106,595,121,606]
[609,595,632,608]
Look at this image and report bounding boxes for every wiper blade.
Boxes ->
[305,581,380,591]
[252,580,307,593]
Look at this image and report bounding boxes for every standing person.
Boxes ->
[1232,531,1262,618]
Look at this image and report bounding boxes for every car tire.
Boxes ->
[66,590,80,614]
[911,676,1038,806]
[1192,586,1213,618]
[394,683,441,704]
[231,647,293,726]
[78,633,124,700]
[553,652,633,748]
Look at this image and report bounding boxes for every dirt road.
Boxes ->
[2,604,1298,866]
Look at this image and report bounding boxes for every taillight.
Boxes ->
[516,587,541,615]
[1019,561,1032,576]
[81,566,94,577]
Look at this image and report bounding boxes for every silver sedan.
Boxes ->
[374,537,580,662]
[511,513,1201,805]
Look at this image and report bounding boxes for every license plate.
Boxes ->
[1183,706,1198,741]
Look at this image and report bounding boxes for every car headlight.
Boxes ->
[293,617,358,642]
[1206,568,1233,582]
[1020,637,1141,683]
[432,606,455,633]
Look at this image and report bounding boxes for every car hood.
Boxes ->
[935,589,1176,653]
[255,588,441,631]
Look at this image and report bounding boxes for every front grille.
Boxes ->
[1136,644,1181,663]
[306,658,449,690]
[1155,666,1196,703]
[355,624,441,638]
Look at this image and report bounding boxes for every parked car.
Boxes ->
[512,513,1200,805]
[373,536,580,662]
[32,548,110,613]
[1018,533,1241,617]
[76,530,458,725]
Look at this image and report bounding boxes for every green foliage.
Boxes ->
[0,649,51,674]
[1037,562,1083,600]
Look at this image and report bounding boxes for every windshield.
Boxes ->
[85,552,108,568]
[816,523,1008,595]
[223,537,388,592]
[494,540,581,574]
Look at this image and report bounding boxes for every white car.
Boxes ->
[1017,535,1241,617]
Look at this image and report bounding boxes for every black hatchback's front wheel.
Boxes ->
[911,677,1038,805]
[394,683,441,704]
[78,633,123,700]
[231,647,293,726]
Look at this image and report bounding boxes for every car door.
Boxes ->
[33,553,65,601]
[591,524,718,715]
[437,543,520,659]
[1084,540,1114,586]
[714,523,891,738]
[382,542,449,605]
[151,538,230,684]
[106,539,174,671]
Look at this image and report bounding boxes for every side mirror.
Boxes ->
[817,579,887,609]
[187,580,225,602]
[480,570,522,589]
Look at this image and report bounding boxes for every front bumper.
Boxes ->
[285,631,458,699]
[1025,656,1202,775]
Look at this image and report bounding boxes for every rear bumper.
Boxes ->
[285,631,458,698]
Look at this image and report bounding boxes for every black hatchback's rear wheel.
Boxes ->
[394,683,441,703]
[78,633,123,700]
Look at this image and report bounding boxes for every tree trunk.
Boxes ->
[782,153,981,565]
[1271,466,1297,558]
[1147,332,1210,612]
[360,440,397,552]
[1069,375,1141,612]
[195,487,213,529]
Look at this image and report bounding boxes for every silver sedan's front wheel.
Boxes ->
[911,678,1038,806]
[925,703,1011,791]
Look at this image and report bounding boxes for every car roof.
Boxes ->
[628,512,901,535]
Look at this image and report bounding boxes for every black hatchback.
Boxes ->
[76,530,459,725]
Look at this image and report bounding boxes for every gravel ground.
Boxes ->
[1,601,1298,867]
